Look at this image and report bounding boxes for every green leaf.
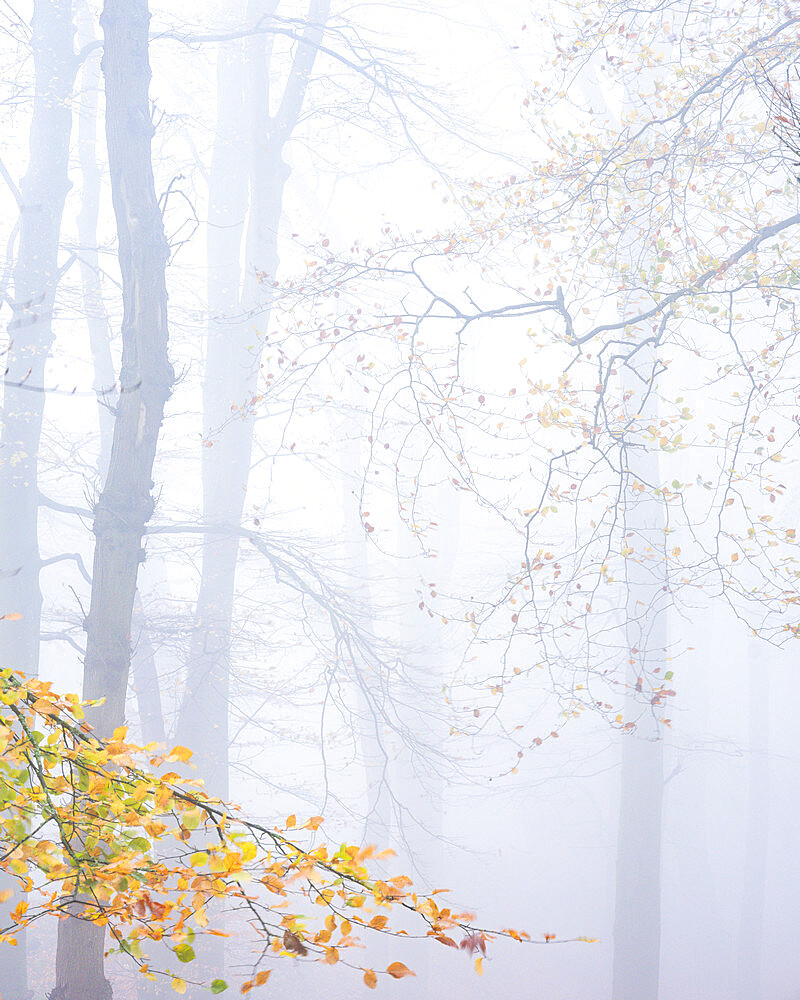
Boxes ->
[174,943,196,964]
[664,670,674,681]
[210,980,228,994]
[128,837,151,853]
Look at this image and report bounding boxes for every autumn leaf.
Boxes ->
[174,943,196,964]
[386,962,415,979]
[363,969,377,989]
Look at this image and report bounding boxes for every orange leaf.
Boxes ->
[0,612,22,621]
[303,815,324,831]
[285,814,296,829]
[254,971,270,985]
[363,970,377,989]
[386,962,415,979]
[369,915,387,930]
[324,947,339,965]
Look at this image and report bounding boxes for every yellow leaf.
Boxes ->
[285,814,296,829]
[475,957,483,975]
[0,889,12,903]
[240,841,257,863]
[190,852,208,868]
[182,808,202,831]
[168,746,193,763]
[171,978,187,994]
[324,947,339,965]
[363,970,377,989]
[386,962,415,979]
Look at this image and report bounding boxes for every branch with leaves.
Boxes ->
[0,670,582,994]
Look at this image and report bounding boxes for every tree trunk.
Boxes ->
[177,0,329,797]
[0,4,75,996]
[736,652,770,999]
[76,0,116,481]
[611,348,666,1000]
[52,1,173,996]
[0,0,74,677]
[174,12,249,799]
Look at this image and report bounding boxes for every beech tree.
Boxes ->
[2,1,797,996]
[51,0,173,996]
[257,2,798,995]
[0,670,547,994]
[0,4,77,996]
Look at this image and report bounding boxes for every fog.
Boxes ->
[0,1,798,998]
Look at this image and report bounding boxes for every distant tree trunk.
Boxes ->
[177,0,329,798]
[612,702,664,1000]
[175,11,249,801]
[611,349,666,1000]
[175,14,327,990]
[0,0,74,691]
[76,0,115,481]
[737,654,770,999]
[0,3,75,997]
[52,1,173,997]
[132,592,166,744]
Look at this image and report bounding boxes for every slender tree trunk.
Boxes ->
[736,653,770,999]
[76,0,115,481]
[132,592,166,743]
[52,1,173,996]
[177,0,329,795]
[0,0,74,689]
[175,11,249,799]
[612,703,664,1000]
[0,5,75,997]
[175,14,326,990]
[611,351,666,1000]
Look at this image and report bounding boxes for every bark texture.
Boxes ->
[52,1,173,996]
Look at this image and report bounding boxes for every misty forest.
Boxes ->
[0,1,797,998]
